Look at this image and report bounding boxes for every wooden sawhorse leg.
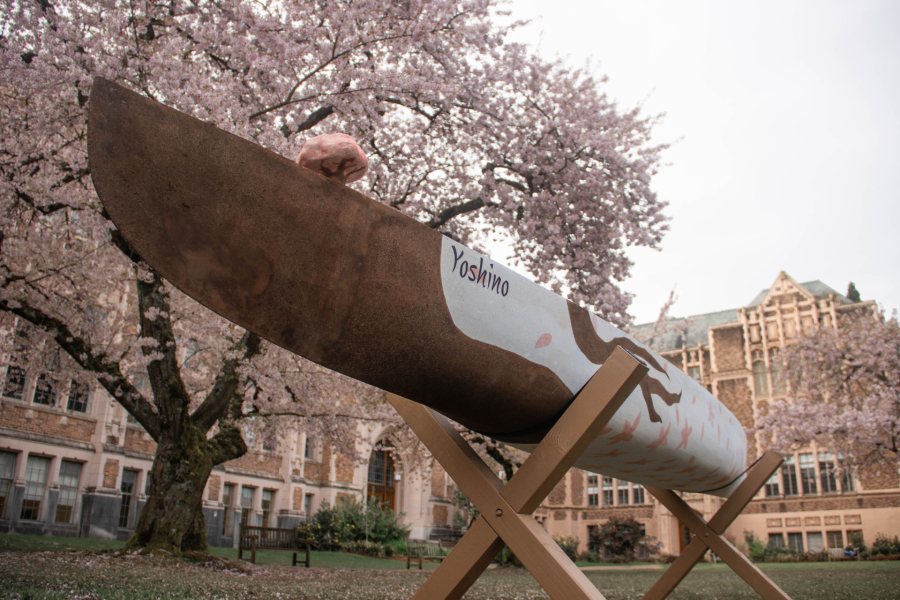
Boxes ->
[643,451,792,600]
[388,346,648,600]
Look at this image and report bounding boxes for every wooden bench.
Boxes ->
[238,524,314,566]
[827,547,860,561]
[406,539,453,570]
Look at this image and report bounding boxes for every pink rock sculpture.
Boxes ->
[295,133,369,184]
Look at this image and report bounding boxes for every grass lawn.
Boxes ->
[2,533,899,599]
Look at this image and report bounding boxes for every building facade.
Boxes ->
[0,358,466,546]
[2,271,898,557]
[538,272,900,556]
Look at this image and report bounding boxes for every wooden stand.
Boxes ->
[642,451,791,600]
[388,346,794,600]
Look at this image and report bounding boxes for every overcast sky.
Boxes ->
[503,0,900,324]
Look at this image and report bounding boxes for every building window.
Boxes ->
[764,472,780,497]
[617,484,630,506]
[688,366,701,382]
[768,533,785,548]
[21,455,50,521]
[32,374,56,406]
[752,359,768,395]
[781,463,799,496]
[66,382,90,413]
[0,451,16,519]
[587,475,598,507]
[260,489,274,527]
[304,435,316,461]
[367,450,394,489]
[818,453,838,494]
[55,461,82,524]
[787,532,804,552]
[222,484,235,536]
[807,531,824,552]
[826,531,844,549]
[119,470,138,528]
[587,525,598,549]
[769,348,785,393]
[847,530,864,548]
[602,476,614,506]
[3,366,26,400]
[303,493,314,517]
[799,453,817,495]
[841,465,856,493]
[240,486,255,526]
[144,472,152,497]
[633,484,645,505]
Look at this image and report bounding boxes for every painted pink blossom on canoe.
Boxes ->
[534,333,553,349]
[647,424,672,451]
[676,420,693,450]
[608,411,641,444]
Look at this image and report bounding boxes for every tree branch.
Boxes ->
[207,420,248,466]
[136,268,190,429]
[280,105,334,138]
[191,330,262,433]
[425,198,488,229]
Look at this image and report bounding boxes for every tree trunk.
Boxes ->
[127,418,241,555]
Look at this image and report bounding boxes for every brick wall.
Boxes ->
[547,477,566,505]
[715,378,755,463]
[304,446,332,482]
[433,504,448,524]
[0,402,95,442]
[227,450,282,475]
[712,326,746,372]
[570,470,584,507]
[124,428,157,454]
[293,486,304,511]
[667,354,684,371]
[431,462,446,498]
[859,465,900,491]
[207,474,220,502]
[745,494,900,513]
[103,459,119,488]
[581,507,654,520]
[334,452,354,484]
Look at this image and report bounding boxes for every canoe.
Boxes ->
[88,78,748,496]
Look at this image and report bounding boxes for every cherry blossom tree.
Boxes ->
[757,309,900,474]
[0,0,668,554]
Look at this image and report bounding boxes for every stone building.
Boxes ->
[0,347,465,545]
[538,271,900,556]
[2,271,898,557]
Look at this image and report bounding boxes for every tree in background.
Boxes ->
[0,0,668,554]
[757,310,900,474]
[847,282,862,303]
[589,516,655,561]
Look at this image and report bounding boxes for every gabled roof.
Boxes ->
[631,272,856,354]
[747,276,851,307]
[632,308,739,353]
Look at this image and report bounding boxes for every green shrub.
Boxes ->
[553,535,579,562]
[297,496,410,555]
[384,538,406,557]
[872,533,900,556]
[579,549,602,563]
[591,517,650,562]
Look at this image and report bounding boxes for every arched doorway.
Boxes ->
[367,447,396,512]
